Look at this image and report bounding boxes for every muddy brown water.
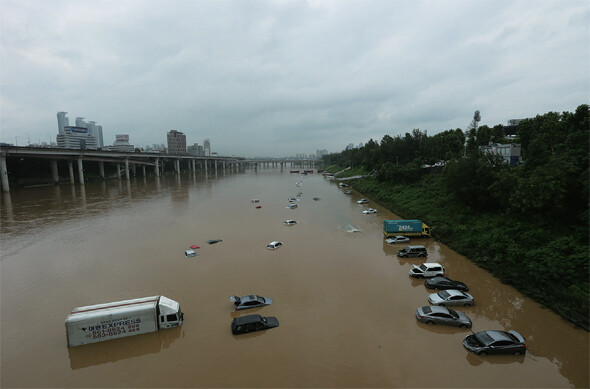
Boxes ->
[1,169,588,388]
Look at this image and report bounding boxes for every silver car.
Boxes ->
[385,236,410,244]
[229,295,273,311]
[428,289,474,306]
[416,305,472,328]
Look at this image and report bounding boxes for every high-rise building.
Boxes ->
[203,139,211,156]
[187,143,202,156]
[75,117,86,128]
[57,112,69,134]
[57,112,103,148]
[56,126,98,149]
[167,130,187,155]
[96,125,104,148]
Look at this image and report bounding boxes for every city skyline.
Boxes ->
[1,1,588,157]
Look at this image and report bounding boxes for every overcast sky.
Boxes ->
[1,0,588,157]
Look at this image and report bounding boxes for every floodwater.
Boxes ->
[1,168,588,388]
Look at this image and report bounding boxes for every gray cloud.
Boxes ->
[1,0,588,156]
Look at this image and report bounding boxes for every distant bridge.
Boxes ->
[0,146,320,192]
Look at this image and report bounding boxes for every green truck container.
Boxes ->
[383,220,431,237]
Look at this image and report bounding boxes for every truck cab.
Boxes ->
[158,296,184,329]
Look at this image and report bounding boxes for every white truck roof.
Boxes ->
[66,296,159,324]
[66,296,179,324]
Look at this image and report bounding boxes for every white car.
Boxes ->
[409,263,445,278]
[267,241,283,250]
[184,249,197,258]
[385,236,410,244]
[286,203,298,209]
[283,220,298,226]
[362,208,377,214]
[357,199,369,204]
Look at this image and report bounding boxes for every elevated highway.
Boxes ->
[0,146,320,192]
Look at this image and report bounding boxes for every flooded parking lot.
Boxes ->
[1,169,588,387]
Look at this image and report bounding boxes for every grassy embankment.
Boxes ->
[324,165,589,330]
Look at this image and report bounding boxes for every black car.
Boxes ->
[463,330,526,355]
[231,314,279,335]
[425,276,469,291]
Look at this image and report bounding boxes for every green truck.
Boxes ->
[383,220,431,238]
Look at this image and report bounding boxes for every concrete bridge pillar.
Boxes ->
[77,157,85,185]
[142,165,146,177]
[50,160,59,184]
[175,159,180,174]
[204,159,208,175]
[116,163,121,179]
[98,161,105,179]
[125,159,130,180]
[68,160,75,184]
[223,161,226,175]
[0,156,9,192]
[214,160,218,177]
[155,159,160,177]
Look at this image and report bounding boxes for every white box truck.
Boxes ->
[65,295,184,347]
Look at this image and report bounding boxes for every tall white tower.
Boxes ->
[57,112,69,134]
[204,139,211,156]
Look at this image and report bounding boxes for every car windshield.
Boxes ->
[475,332,495,346]
[422,306,432,314]
[447,308,459,319]
[419,264,428,271]
[438,291,450,299]
[256,296,265,303]
[261,317,267,324]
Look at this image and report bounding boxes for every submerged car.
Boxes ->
[416,306,472,328]
[230,295,273,310]
[231,314,279,335]
[357,199,369,204]
[283,220,298,226]
[409,263,445,278]
[343,190,352,195]
[267,241,283,250]
[362,208,377,214]
[428,289,474,306]
[425,276,469,291]
[385,236,410,244]
[463,330,526,355]
[397,245,427,257]
[206,239,223,244]
[286,203,298,209]
[184,249,197,258]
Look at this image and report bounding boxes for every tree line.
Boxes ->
[324,104,589,224]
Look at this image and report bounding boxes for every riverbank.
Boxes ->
[325,165,589,330]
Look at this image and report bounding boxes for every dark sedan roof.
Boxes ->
[233,314,263,325]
